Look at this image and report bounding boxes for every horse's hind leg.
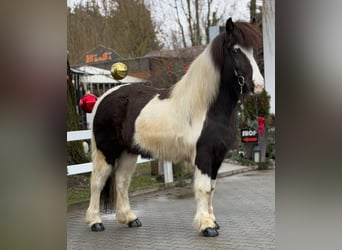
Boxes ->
[85,149,112,231]
[193,166,218,237]
[115,151,141,227]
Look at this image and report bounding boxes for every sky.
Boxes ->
[67,0,256,52]
[147,0,252,47]
[67,0,256,47]
[67,0,253,25]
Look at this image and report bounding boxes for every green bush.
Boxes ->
[240,89,271,127]
[173,162,192,187]
[256,158,273,170]
[266,127,275,159]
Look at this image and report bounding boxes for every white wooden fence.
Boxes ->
[67,130,174,184]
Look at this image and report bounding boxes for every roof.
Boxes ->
[77,65,111,75]
[70,68,85,74]
[74,65,147,84]
[144,45,206,59]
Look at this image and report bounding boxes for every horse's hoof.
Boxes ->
[203,227,219,237]
[214,221,220,230]
[91,223,105,232]
[128,218,142,227]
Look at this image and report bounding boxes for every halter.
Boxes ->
[228,43,258,118]
[234,69,246,95]
[233,67,259,119]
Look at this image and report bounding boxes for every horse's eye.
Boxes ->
[232,48,241,54]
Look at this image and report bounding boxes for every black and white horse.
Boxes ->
[85,18,264,237]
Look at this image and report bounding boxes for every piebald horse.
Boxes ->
[85,18,264,237]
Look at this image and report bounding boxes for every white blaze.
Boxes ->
[234,45,264,94]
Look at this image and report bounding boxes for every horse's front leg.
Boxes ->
[209,179,220,230]
[193,167,219,237]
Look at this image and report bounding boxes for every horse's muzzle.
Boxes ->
[253,80,264,94]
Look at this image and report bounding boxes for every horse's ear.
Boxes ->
[226,18,234,33]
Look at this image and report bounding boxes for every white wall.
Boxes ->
[262,0,275,114]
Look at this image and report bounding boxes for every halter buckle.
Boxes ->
[234,70,245,94]
[237,75,245,94]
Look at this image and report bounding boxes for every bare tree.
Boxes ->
[174,0,187,48]
[108,0,162,57]
[151,0,239,48]
[249,0,257,22]
[67,0,162,65]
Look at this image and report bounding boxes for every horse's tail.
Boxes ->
[90,133,116,212]
[101,170,116,212]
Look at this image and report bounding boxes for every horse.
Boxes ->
[85,18,264,237]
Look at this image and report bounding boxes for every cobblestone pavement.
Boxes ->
[68,169,274,250]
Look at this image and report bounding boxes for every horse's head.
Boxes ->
[212,18,264,96]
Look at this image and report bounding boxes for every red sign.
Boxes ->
[241,128,258,143]
[85,51,112,64]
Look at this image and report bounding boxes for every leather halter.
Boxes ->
[234,69,247,95]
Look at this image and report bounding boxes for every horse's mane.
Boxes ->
[233,21,262,49]
[162,20,263,123]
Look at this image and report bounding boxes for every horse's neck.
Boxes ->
[170,48,220,119]
[213,87,239,119]
[206,71,240,124]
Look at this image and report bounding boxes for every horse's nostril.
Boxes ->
[253,84,264,94]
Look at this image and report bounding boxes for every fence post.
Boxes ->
[162,161,173,184]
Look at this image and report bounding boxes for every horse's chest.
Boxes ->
[133,98,205,162]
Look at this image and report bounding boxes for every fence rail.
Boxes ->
[67,130,173,183]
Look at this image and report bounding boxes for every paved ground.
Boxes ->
[67,168,274,250]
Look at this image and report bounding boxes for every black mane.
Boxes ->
[233,21,262,49]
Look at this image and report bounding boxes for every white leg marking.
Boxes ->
[115,151,138,224]
[85,150,112,227]
[193,167,216,232]
[234,45,264,94]
[209,179,217,222]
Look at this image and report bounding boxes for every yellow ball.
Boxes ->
[111,62,128,80]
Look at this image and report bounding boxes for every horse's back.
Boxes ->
[92,84,166,163]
